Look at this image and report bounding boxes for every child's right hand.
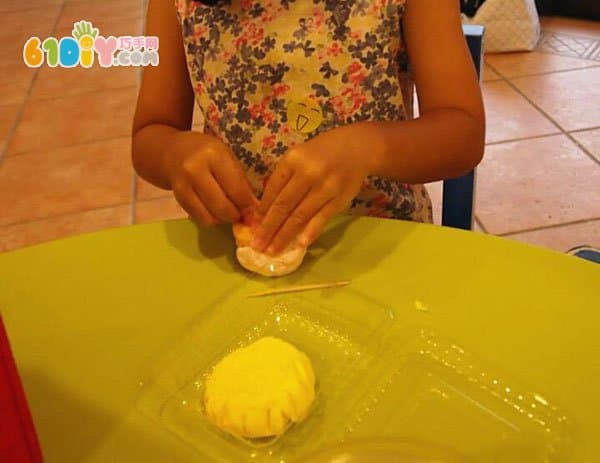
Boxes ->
[166,132,258,226]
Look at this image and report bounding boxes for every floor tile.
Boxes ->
[0,138,132,226]
[135,196,186,224]
[537,31,600,61]
[0,64,36,106]
[30,64,138,100]
[0,8,60,64]
[540,17,600,40]
[0,0,62,13]
[0,7,61,105]
[571,128,600,162]
[7,87,138,155]
[55,17,144,40]
[64,0,142,6]
[66,0,141,4]
[476,135,600,234]
[0,206,130,253]
[503,220,600,252]
[47,15,144,98]
[482,63,501,81]
[57,0,143,32]
[0,62,38,105]
[0,105,19,154]
[512,67,600,132]
[482,80,559,143]
[136,175,172,201]
[486,51,598,78]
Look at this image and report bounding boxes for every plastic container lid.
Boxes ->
[136,279,575,462]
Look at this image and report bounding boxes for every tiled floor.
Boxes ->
[0,4,599,254]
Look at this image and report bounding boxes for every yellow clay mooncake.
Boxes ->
[204,337,316,439]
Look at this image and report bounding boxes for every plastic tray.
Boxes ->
[340,327,574,462]
[137,283,393,462]
[136,283,574,463]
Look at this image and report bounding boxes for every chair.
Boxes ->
[441,24,485,230]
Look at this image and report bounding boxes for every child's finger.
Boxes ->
[254,174,310,251]
[258,162,293,216]
[265,189,335,255]
[173,184,219,226]
[298,201,339,248]
[191,174,241,223]
[212,156,259,211]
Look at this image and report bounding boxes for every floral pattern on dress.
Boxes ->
[175,0,433,222]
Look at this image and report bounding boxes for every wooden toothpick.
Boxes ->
[246,280,351,298]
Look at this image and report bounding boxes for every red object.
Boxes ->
[0,316,43,463]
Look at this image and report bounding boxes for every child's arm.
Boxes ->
[132,0,257,225]
[365,0,486,181]
[254,0,484,254]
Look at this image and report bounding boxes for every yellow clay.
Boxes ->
[204,337,316,439]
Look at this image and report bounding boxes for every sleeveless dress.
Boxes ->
[174,0,433,222]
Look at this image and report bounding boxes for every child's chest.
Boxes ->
[182,0,407,103]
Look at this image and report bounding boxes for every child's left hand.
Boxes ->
[253,126,376,255]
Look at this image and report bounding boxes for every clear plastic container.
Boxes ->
[339,327,575,463]
[136,282,574,463]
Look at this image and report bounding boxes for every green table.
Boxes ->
[0,217,598,462]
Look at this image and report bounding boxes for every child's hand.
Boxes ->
[254,127,375,254]
[166,132,258,225]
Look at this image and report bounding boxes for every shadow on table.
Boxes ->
[194,223,240,272]
[21,369,191,463]
[285,215,359,281]
[161,214,414,280]
[161,220,240,273]
[21,369,118,462]
[256,215,414,285]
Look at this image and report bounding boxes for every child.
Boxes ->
[132,0,485,256]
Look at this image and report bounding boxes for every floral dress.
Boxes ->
[174,0,433,222]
